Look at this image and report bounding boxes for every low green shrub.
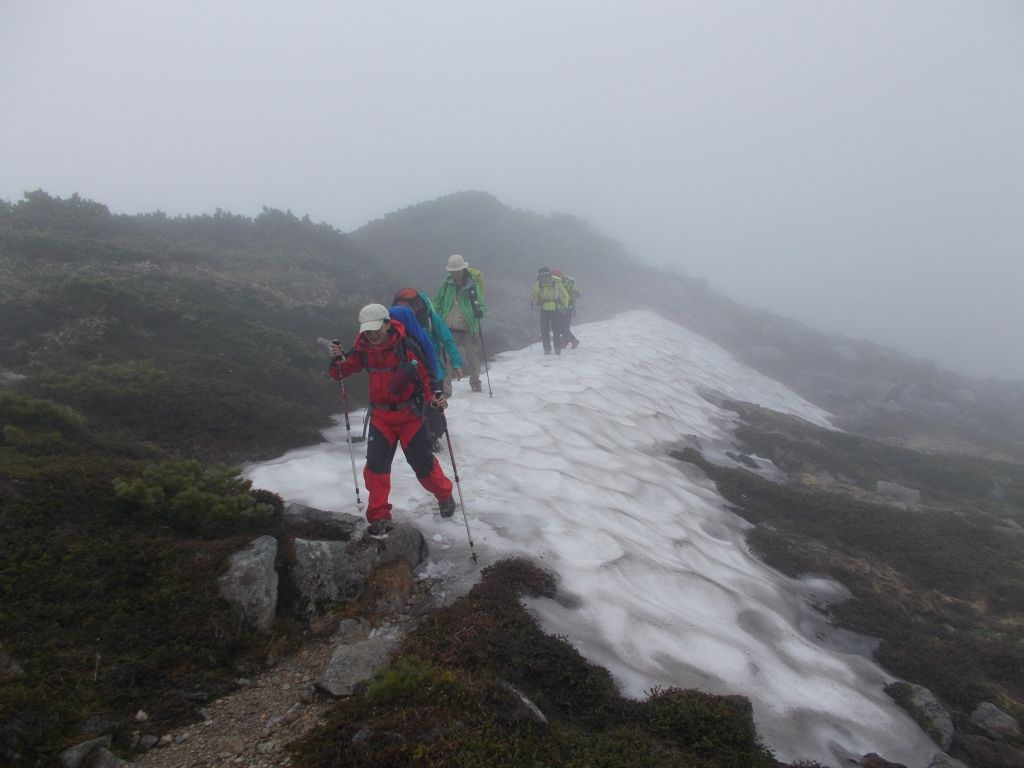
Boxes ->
[112,460,273,537]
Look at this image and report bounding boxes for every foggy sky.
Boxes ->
[3,1,1022,379]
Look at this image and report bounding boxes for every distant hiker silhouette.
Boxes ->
[551,269,580,349]
[531,267,570,355]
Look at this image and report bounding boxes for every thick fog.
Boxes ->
[2,1,1022,379]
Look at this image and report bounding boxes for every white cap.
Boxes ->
[358,303,390,333]
[446,253,470,272]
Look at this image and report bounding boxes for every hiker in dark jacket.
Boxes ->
[392,288,464,451]
[328,304,455,536]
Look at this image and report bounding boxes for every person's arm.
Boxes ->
[410,345,447,409]
[328,341,364,380]
[433,311,464,371]
[433,281,448,314]
[469,281,486,319]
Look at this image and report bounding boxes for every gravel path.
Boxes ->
[133,637,337,768]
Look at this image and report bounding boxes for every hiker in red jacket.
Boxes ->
[329,304,455,536]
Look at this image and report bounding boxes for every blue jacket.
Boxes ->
[415,290,464,379]
[387,305,441,392]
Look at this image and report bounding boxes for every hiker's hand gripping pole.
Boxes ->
[318,337,364,511]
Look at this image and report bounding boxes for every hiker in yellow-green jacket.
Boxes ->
[434,254,487,392]
[531,267,571,355]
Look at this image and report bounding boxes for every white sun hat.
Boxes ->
[358,303,390,333]
[446,254,470,271]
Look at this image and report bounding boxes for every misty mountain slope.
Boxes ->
[0,191,411,460]
[247,311,941,767]
[349,190,1024,460]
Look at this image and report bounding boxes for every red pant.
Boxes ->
[364,407,453,522]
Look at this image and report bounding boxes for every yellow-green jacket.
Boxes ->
[532,276,570,311]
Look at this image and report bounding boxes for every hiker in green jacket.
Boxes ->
[434,254,487,392]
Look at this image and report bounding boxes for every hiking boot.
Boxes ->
[543,349,552,355]
[367,518,393,537]
[570,339,579,349]
[438,495,456,518]
[470,381,482,392]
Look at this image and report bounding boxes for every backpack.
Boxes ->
[467,266,485,299]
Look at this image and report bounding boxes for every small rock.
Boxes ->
[134,710,149,722]
[138,735,159,751]
[927,754,970,768]
[219,735,245,755]
[58,735,111,768]
[969,701,1021,738]
[156,735,173,748]
[236,677,255,687]
[257,740,280,754]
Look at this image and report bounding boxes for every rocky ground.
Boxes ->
[128,566,441,768]
[133,636,336,768]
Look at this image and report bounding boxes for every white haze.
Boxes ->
[1,1,1022,379]
[245,312,939,766]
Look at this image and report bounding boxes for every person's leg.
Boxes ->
[363,417,400,522]
[397,414,453,501]
[540,311,552,354]
[553,311,563,355]
[462,331,482,390]
[563,308,579,347]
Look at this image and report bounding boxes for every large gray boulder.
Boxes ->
[292,538,373,607]
[217,535,279,632]
[290,525,427,613]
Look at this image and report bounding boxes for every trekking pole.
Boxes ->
[318,337,364,511]
[440,410,478,564]
[477,324,493,398]
[469,289,493,397]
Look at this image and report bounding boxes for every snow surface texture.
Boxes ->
[246,310,935,766]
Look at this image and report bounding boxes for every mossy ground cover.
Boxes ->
[290,558,783,768]
[672,404,1024,744]
[0,394,299,766]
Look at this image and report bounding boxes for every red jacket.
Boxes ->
[329,320,434,407]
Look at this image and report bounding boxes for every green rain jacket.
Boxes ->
[434,271,486,336]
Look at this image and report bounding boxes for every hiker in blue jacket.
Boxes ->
[392,288,464,451]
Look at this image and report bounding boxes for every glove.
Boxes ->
[473,308,484,319]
